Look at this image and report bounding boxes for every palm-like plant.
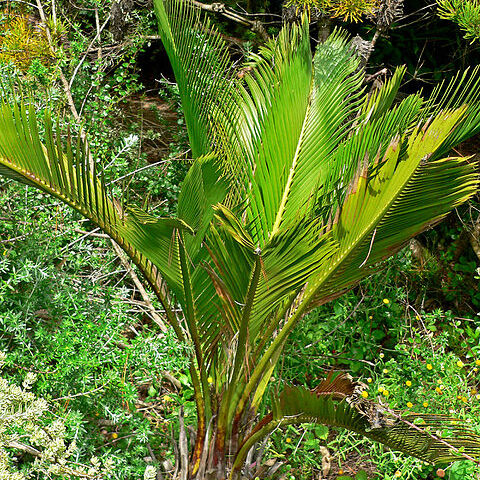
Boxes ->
[2,0,480,477]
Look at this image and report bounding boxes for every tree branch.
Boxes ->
[191,0,269,42]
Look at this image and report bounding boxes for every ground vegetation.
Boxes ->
[0,1,480,479]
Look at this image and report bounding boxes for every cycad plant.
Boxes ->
[2,0,480,477]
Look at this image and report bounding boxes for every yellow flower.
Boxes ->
[426,364,433,370]
[379,353,385,359]
[369,315,373,319]
[457,360,464,368]
[383,298,390,304]
[286,437,292,444]
[367,377,373,383]
[112,433,118,439]
[437,379,443,384]
[435,387,443,394]
[207,376,213,384]
[383,368,389,374]
[406,402,413,409]
[471,389,477,395]
[476,394,480,400]
[338,470,344,475]
[361,391,369,398]
[474,367,479,373]
[415,315,420,320]
[476,359,480,366]
[461,396,468,403]
[423,401,429,408]
[378,387,384,393]
[457,395,462,400]
[405,380,412,387]
[394,470,401,477]
[383,390,390,397]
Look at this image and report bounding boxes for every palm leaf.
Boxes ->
[234,20,313,244]
[153,0,235,159]
[0,100,187,302]
[238,108,478,423]
[422,66,480,157]
[182,206,257,374]
[358,66,406,122]
[219,27,365,244]
[249,220,337,342]
[316,92,423,222]
[272,386,480,463]
[177,153,227,258]
[308,108,478,307]
[278,30,364,229]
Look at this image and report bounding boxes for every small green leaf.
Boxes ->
[314,424,329,440]
[355,471,369,480]
[148,385,157,397]
[305,439,320,451]
[372,329,385,340]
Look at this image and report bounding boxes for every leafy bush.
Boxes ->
[0,179,193,478]
[0,351,116,479]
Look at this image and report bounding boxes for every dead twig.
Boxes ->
[191,0,269,41]
[35,0,96,170]
[111,240,168,332]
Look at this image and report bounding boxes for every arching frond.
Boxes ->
[0,100,186,302]
[271,386,480,464]
[307,108,478,307]
[153,0,235,158]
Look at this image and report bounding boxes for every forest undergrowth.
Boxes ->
[1,1,480,479]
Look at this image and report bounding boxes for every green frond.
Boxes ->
[192,213,256,369]
[240,107,478,419]
[279,30,364,229]
[233,381,480,477]
[307,108,478,307]
[422,66,480,156]
[153,0,235,158]
[212,204,256,250]
[235,19,313,243]
[317,92,423,221]
[359,66,407,122]
[0,100,186,302]
[177,153,227,258]
[271,386,480,464]
[249,221,337,341]
[221,27,365,244]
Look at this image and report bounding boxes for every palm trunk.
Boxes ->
[169,402,268,480]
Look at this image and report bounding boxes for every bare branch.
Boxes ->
[191,0,269,42]
[111,240,168,332]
